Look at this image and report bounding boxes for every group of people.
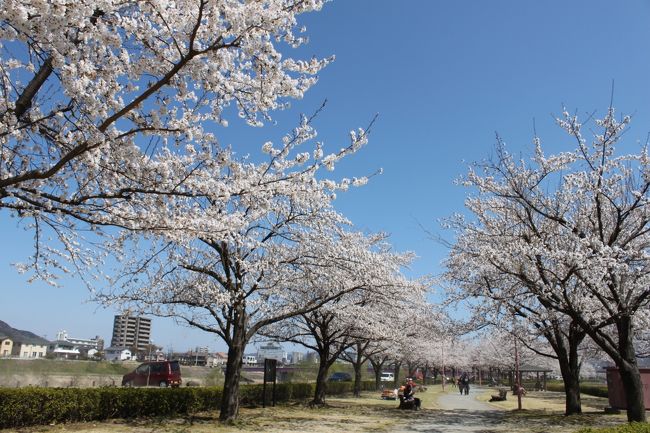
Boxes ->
[457,373,470,395]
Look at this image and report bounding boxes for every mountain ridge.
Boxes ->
[0,320,49,345]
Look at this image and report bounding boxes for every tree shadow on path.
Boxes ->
[393,408,506,433]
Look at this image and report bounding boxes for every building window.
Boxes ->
[23,352,28,357]
[3,341,10,345]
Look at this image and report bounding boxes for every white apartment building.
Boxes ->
[256,342,287,363]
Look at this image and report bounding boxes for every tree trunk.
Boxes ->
[565,326,583,415]
[353,362,362,397]
[558,355,582,416]
[393,361,401,388]
[406,361,416,379]
[548,322,584,416]
[616,317,646,422]
[618,360,646,422]
[422,364,430,385]
[578,313,646,422]
[369,358,385,390]
[349,343,364,397]
[312,347,331,405]
[219,308,247,423]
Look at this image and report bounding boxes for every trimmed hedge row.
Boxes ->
[546,383,609,398]
[575,423,650,433]
[0,380,376,428]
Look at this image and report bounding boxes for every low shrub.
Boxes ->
[0,380,373,428]
[546,382,609,398]
[575,423,650,433]
[0,387,223,428]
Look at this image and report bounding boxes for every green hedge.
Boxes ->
[575,423,650,433]
[0,381,376,428]
[546,383,609,398]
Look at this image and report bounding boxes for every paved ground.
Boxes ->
[393,386,507,433]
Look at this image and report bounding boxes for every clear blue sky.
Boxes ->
[2,0,650,353]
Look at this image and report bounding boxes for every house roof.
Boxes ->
[105,346,130,352]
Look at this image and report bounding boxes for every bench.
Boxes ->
[489,388,508,402]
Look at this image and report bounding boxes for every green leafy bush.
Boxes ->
[546,382,609,398]
[0,380,373,428]
[575,423,650,433]
[0,387,224,428]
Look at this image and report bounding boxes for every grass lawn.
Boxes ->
[0,359,131,376]
[477,388,612,413]
[476,387,631,433]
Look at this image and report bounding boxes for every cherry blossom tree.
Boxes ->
[388,304,448,383]
[95,108,379,421]
[446,107,650,422]
[339,340,376,396]
[261,239,423,405]
[444,262,587,414]
[1,0,331,279]
[338,292,437,395]
[347,341,394,391]
[367,346,395,388]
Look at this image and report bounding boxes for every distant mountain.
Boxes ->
[0,320,49,345]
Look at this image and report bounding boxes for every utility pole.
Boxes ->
[514,335,522,410]
[441,343,446,392]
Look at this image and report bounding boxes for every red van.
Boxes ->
[122,360,182,387]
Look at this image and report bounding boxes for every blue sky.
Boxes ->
[2,0,650,353]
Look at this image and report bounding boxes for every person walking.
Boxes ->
[460,373,470,395]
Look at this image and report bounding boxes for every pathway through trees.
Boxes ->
[394,386,505,433]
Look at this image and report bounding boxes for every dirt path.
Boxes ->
[393,386,506,433]
[436,385,497,411]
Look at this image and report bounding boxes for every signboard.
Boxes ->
[264,358,277,382]
[263,358,278,407]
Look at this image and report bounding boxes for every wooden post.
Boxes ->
[441,344,446,392]
[515,337,522,410]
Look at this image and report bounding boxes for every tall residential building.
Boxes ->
[110,315,151,352]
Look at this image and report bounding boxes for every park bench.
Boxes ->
[489,388,508,402]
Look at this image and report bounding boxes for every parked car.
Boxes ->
[328,372,352,382]
[122,360,182,387]
[380,372,394,382]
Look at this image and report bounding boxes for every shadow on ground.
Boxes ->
[394,408,506,433]
[393,407,627,433]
